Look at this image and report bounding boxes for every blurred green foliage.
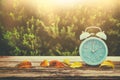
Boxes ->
[0,0,120,56]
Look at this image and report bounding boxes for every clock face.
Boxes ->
[79,37,108,65]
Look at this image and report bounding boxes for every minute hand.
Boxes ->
[92,40,95,50]
[94,46,102,52]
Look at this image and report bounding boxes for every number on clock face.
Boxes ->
[80,37,108,65]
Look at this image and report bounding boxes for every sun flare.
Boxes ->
[22,0,115,9]
[22,0,115,15]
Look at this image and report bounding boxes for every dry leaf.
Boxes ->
[40,60,49,67]
[99,60,115,69]
[63,59,70,65]
[16,60,32,68]
[70,62,83,68]
[49,60,65,68]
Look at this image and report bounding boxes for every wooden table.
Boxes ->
[0,56,120,80]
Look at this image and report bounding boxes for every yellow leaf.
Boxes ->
[70,62,83,68]
[63,59,70,65]
[99,60,115,69]
[40,60,49,67]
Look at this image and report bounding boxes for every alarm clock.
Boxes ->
[79,26,108,65]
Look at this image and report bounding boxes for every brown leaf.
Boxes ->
[49,60,65,68]
[16,60,32,68]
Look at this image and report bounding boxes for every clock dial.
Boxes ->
[79,37,108,65]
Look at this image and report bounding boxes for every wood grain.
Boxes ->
[0,56,120,80]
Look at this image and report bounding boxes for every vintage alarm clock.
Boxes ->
[79,26,108,65]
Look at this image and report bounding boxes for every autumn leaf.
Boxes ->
[40,60,49,67]
[70,62,83,68]
[16,60,32,68]
[99,60,115,69]
[63,59,70,65]
[49,60,65,68]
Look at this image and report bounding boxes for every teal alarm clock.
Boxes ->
[79,26,108,65]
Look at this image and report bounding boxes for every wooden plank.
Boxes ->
[0,56,120,80]
[0,67,120,77]
[0,56,120,67]
[0,56,120,61]
[0,67,120,80]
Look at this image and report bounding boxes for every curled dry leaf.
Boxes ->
[16,60,32,68]
[40,60,49,67]
[63,59,70,65]
[70,62,83,68]
[99,60,115,69]
[49,60,65,68]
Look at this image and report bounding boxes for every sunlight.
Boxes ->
[27,0,82,7]
[1,0,119,56]
[53,0,80,6]
[22,0,115,8]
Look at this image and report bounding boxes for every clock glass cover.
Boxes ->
[79,37,108,65]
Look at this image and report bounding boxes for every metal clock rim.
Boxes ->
[79,37,108,65]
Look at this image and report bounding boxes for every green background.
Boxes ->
[0,0,120,56]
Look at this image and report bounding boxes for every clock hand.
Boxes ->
[91,40,94,53]
[94,46,102,52]
[91,40,97,53]
[92,40,94,50]
[92,46,102,53]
